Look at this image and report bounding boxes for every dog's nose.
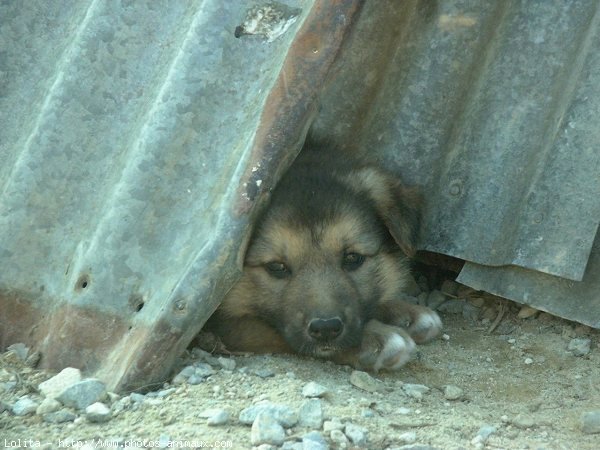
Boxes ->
[308,317,344,341]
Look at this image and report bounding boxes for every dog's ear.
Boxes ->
[343,167,421,257]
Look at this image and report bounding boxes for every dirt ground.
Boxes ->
[1,293,599,450]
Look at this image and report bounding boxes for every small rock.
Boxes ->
[437,299,466,314]
[402,383,430,400]
[426,290,447,310]
[568,338,591,357]
[57,379,107,410]
[298,399,323,428]
[302,431,329,450]
[281,443,303,450]
[239,403,298,427]
[194,363,216,378]
[302,382,328,398]
[155,388,176,398]
[524,357,534,365]
[517,305,539,319]
[581,410,600,434]
[323,418,345,432]
[187,375,205,385]
[472,425,496,444]
[440,280,459,297]
[217,357,236,371]
[36,397,62,415]
[158,434,170,449]
[7,343,29,361]
[511,413,537,429]
[12,397,39,416]
[443,385,463,401]
[251,411,286,446]
[38,367,82,398]
[330,429,349,446]
[397,431,417,444]
[253,368,276,378]
[462,303,480,321]
[207,409,229,426]
[397,407,412,415]
[361,408,374,418]
[86,402,111,423]
[344,423,368,447]
[349,370,383,393]
[130,392,146,403]
[43,408,77,423]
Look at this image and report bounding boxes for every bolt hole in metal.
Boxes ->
[129,295,145,313]
[75,274,90,291]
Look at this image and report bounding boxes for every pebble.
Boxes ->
[217,357,236,371]
[402,383,430,400]
[302,382,328,398]
[85,402,111,423]
[38,367,82,398]
[36,397,62,415]
[426,290,447,310]
[188,375,205,385]
[12,396,39,416]
[323,418,345,432]
[251,411,286,446]
[129,392,146,403]
[471,425,496,445]
[158,434,170,449]
[43,408,77,423]
[7,343,29,361]
[349,370,383,393]
[253,368,276,378]
[511,413,537,429]
[302,431,329,450]
[437,299,466,314]
[581,410,600,434]
[524,357,534,365]
[206,409,230,426]
[517,305,539,319]
[298,399,323,428]
[443,385,463,401]
[568,338,591,356]
[56,379,107,410]
[330,429,349,446]
[239,403,298,427]
[344,423,368,447]
[194,363,216,378]
[397,431,417,444]
[397,407,412,415]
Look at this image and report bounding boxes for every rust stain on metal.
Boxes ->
[235,0,365,215]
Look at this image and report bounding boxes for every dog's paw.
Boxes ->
[357,320,416,372]
[407,308,442,344]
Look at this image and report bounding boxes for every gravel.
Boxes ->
[239,402,298,427]
[568,337,592,356]
[349,370,383,393]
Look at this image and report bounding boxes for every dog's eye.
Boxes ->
[342,252,365,271]
[265,261,291,278]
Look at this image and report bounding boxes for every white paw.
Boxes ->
[358,321,416,372]
[409,310,442,344]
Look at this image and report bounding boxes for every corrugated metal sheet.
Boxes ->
[1,0,599,390]
[311,0,600,327]
[0,0,363,390]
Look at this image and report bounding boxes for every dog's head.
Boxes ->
[242,159,420,358]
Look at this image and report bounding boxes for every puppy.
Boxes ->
[203,144,442,371]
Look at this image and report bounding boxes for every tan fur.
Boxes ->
[203,149,441,371]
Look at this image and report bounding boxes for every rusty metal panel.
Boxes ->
[0,0,363,391]
[311,0,600,325]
